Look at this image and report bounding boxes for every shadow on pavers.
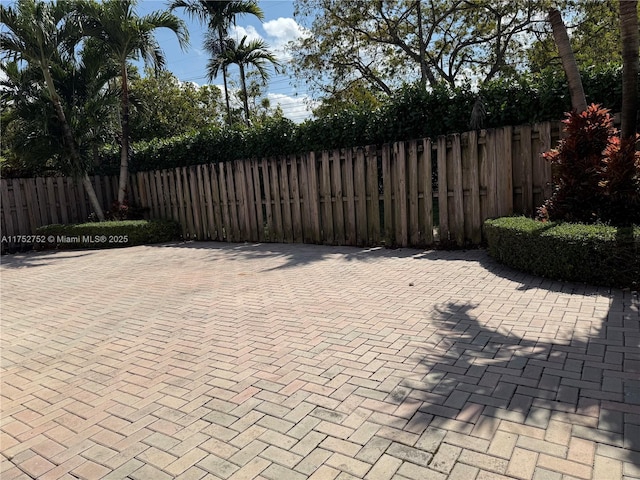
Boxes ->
[403,249,640,473]
[163,241,640,472]
[0,250,97,269]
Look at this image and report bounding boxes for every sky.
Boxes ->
[137,0,315,123]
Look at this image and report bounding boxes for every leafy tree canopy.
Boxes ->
[129,68,224,141]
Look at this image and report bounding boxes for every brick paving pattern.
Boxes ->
[1,242,639,480]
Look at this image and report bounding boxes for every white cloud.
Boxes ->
[229,25,263,43]
[263,17,310,61]
[267,92,317,123]
[263,17,309,46]
[230,18,309,62]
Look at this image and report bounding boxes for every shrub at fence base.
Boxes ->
[485,216,639,290]
[35,220,181,250]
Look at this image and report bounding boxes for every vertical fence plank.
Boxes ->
[450,134,465,246]
[307,152,321,244]
[539,122,553,200]
[0,180,10,237]
[394,142,408,247]
[209,164,224,240]
[194,165,208,239]
[331,150,345,245]
[436,136,449,243]
[467,131,481,244]
[382,144,393,244]
[45,177,58,225]
[37,177,50,225]
[23,179,40,231]
[251,159,264,242]
[136,172,147,214]
[154,171,165,218]
[235,160,249,240]
[485,129,499,218]
[320,151,334,244]
[227,162,241,242]
[166,170,183,237]
[261,159,273,242]
[408,140,419,246]
[499,126,514,217]
[354,148,368,246]
[148,171,159,218]
[423,139,434,245]
[33,178,47,227]
[269,158,284,243]
[320,150,334,245]
[365,146,380,245]
[144,172,154,219]
[218,162,232,241]
[181,167,195,238]
[173,169,187,237]
[76,178,88,222]
[55,178,68,224]
[344,149,357,246]
[159,170,168,218]
[200,165,211,238]
[180,168,193,238]
[279,157,293,243]
[298,155,311,243]
[520,125,534,216]
[68,178,79,222]
[1,180,16,236]
[289,155,303,243]
[246,159,259,240]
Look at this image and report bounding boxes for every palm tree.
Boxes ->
[1,43,120,178]
[79,0,188,204]
[619,0,638,139]
[1,0,106,220]
[168,0,263,125]
[207,36,279,126]
[548,8,587,113]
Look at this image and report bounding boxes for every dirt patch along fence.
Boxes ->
[1,122,560,248]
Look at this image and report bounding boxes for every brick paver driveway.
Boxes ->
[1,242,639,480]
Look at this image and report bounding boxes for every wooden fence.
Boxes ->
[1,122,561,248]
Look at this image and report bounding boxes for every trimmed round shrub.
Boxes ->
[35,219,181,250]
[484,216,639,290]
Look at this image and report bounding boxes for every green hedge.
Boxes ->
[484,216,640,290]
[92,65,625,175]
[35,219,181,250]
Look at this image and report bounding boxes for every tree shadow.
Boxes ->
[400,295,639,472]
[0,251,97,269]
[151,240,421,272]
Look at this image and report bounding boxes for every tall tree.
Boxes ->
[620,0,638,138]
[129,69,224,141]
[527,0,623,73]
[206,36,279,126]
[79,0,188,204]
[0,0,106,220]
[168,0,263,125]
[548,8,587,112]
[292,0,543,100]
[1,44,120,178]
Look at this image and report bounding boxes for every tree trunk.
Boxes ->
[548,8,587,112]
[620,0,639,139]
[219,28,232,125]
[239,63,250,127]
[118,62,130,205]
[41,59,105,221]
[416,0,428,88]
